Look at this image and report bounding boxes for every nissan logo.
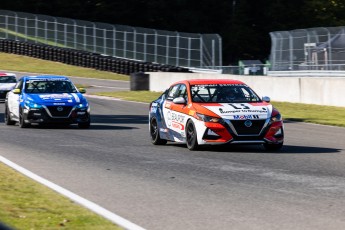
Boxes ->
[57,106,64,112]
[244,119,252,127]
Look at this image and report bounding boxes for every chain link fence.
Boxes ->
[270,26,345,71]
[0,10,222,69]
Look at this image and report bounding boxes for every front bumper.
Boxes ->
[198,118,284,145]
[23,105,90,124]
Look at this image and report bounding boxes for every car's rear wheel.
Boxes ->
[19,108,30,128]
[186,120,199,150]
[150,117,167,145]
[4,104,15,125]
[263,142,283,151]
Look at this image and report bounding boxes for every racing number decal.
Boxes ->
[228,103,250,110]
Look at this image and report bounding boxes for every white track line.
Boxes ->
[0,156,146,230]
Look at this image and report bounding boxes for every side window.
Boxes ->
[166,84,187,102]
[166,84,180,101]
[175,84,187,102]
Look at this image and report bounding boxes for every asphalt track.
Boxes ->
[1,77,345,229]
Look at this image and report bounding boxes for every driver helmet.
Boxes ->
[224,87,237,100]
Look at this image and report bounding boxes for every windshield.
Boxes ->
[190,84,261,103]
[24,80,78,93]
[0,76,16,83]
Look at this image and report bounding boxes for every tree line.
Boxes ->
[2,0,345,65]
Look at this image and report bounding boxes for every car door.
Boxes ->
[7,79,23,119]
[162,84,188,142]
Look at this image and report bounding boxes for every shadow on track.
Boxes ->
[0,113,147,130]
[91,114,148,124]
[166,143,341,154]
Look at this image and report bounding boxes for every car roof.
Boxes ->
[22,75,70,81]
[174,79,246,85]
[0,72,16,77]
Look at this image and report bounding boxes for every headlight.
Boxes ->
[77,102,89,109]
[25,100,42,109]
[270,108,282,123]
[76,102,90,113]
[271,113,282,122]
[195,113,221,123]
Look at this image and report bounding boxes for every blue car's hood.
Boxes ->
[27,93,84,105]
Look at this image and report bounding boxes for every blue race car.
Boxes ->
[5,75,90,128]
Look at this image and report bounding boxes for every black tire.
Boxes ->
[19,108,29,128]
[78,119,91,129]
[186,120,199,151]
[150,117,167,145]
[263,142,283,151]
[4,104,15,125]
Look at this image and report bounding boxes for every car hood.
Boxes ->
[27,93,84,105]
[0,83,16,91]
[201,102,272,120]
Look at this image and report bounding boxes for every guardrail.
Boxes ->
[0,10,222,69]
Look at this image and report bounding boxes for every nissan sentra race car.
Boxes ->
[5,75,90,128]
[149,79,284,151]
[0,72,17,102]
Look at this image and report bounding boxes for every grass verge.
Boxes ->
[0,162,122,230]
[95,91,163,103]
[273,101,345,127]
[0,53,129,81]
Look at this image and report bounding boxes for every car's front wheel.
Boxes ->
[19,108,30,128]
[78,119,91,129]
[263,142,283,151]
[150,117,167,145]
[4,104,15,125]
[186,120,199,150]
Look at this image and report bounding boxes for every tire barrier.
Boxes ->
[130,72,149,90]
[0,39,191,75]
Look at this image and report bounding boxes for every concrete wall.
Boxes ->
[148,72,345,107]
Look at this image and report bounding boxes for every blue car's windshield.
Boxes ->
[24,80,78,93]
[190,84,261,103]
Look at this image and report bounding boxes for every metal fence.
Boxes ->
[269,26,345,71]
[0,10,222,69]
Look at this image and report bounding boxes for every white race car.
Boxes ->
[0,72,17,102]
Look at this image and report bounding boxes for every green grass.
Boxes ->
[0,163,122,230]
[273,101,345,127]
[95,91,163,103]
[0,53,129,81]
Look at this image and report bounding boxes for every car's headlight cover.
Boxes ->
[196,113,221,123]
[77,99,89,109]
[270,108,282,123]
[24,100,42,109]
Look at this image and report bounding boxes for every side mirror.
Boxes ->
[262,96,270,102]
[173,97,186,105]
[13,88,21,94]
[78,88,86,94]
